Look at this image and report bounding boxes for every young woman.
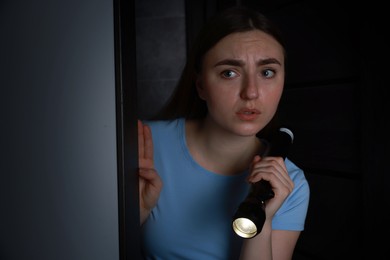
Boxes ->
[138,6,310,260]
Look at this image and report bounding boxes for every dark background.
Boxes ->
[136,0,389,259]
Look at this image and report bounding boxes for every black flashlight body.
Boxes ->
[232,127,294,238]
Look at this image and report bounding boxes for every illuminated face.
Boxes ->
[197,30,285,136]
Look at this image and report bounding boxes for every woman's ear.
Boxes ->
[196,74,206,101]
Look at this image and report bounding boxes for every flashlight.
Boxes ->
[232,127,294,238]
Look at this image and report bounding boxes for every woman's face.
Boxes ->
[197,30,285,137]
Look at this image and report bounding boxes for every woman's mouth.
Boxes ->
[236,109,260,121]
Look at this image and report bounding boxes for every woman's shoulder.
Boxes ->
[143,118,184,130]
[142,118,185,143]
[285,158,309,191]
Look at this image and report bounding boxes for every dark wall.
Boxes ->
[135,0,186,120]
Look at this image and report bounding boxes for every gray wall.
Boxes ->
[0,1,120,259]
[135,0,186,119]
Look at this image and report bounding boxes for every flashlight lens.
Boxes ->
[232,218,257,238]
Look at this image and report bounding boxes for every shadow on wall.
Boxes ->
[135,0,186,119]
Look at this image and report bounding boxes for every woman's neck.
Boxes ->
[185,118,263,176]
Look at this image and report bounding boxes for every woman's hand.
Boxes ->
[247,155,294,220]
[138,120,163,225]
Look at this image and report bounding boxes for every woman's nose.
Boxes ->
[240,76,259,100]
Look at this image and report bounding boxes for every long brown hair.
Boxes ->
[153,6,286,129]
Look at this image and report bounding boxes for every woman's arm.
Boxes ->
[240,155,296,259]
[240,226,300,260]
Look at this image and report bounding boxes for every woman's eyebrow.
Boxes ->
[214,58,281,67]
[214,59,244,67]
[257,58,281,66]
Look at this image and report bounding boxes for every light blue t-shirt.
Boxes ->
[141,118,310,260]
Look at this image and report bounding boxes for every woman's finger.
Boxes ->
[138,120,145,158]
[249,157,293,190]
[143,124,154,161]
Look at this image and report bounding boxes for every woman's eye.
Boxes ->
[221,70,237,78]
[262,69,275,78]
